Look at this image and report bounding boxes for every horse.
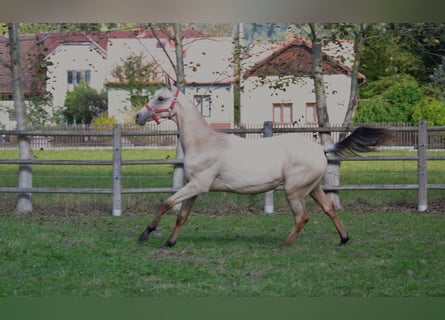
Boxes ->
[134,82,388,248]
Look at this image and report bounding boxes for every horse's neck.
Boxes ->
[174,94,217,153]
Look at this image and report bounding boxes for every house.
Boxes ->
[240,36,364,126]
[1,28,359,132]
[1,28,235,130]
[0,31,115,128]
[43,31,110,110]
[0,34,47,129]
[105,30,235,129]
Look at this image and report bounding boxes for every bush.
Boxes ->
[63,82,108,124]
[412,97,445,125]
[92,113,117,129]
[353,75,423,123]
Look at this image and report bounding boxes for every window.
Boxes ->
[156,40,166,48]
[305,103,318,124]
[194,95,211,117]
[272,103,293,123]
[67,70,91,89]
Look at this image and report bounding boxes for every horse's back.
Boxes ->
[226,133,327,171]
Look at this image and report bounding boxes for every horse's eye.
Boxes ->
[158,96,165,102]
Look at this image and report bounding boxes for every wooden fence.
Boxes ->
[0,121,444,214]
[2,122,444,149]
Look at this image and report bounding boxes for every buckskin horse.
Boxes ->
[135,82,388,247]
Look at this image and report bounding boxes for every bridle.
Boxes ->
[144,88,180,125]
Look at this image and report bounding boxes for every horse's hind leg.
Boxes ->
[164,196,197,247]
[310,185,349,245]
[281,196,309,247]
[138,203,170,244]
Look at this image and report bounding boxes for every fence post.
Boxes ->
[112,124,122,216]
[263,121,274,214]
[417,120,428,212]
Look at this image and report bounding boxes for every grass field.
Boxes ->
[1,148,444,297]
[1,210,445,297]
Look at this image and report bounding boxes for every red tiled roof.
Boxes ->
[0,34,47,96]
[136,28,206,39]
[243,36,365,81]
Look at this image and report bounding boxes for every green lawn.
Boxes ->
[1,148,444,297]
[0,211,444,297]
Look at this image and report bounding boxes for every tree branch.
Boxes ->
[147,23,178,80]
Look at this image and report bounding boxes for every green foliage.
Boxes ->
[427,56,445,101]
[92,113,117,128]
[354,75,423,123]
[110,53,162,112]
[26,100,51,127]
[111,53,159,89]
[361,24,427,81]
[412,97,445,125]
[62,82,108,124]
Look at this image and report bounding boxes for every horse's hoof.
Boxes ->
[339,234,349,246]
[138,232,149,244]
[164,240,176,248]
[279,241,290,248]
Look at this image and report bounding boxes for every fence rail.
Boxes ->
[1,121,444,214]
[2,122,445,149]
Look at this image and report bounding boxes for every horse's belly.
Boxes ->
[210,170,283,194]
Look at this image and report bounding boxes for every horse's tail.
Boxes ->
[325,127,390,157]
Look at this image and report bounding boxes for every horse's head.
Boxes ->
[135,84,180,126]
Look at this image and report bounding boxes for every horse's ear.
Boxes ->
[164,74,172,90]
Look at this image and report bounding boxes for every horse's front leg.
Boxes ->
[138,182,204,244]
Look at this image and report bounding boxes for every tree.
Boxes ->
[148,23,187,202]
[353,74,423,123]
[342,23,368,130]
[308,23,342,209]
[111,53,160,111]
[8,23,33,212]
[111,53,159,86]
[428,56,445,101]
[395,23,445,83]
[61,82,107,124]
[360,24,424,82]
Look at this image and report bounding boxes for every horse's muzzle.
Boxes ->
[135,112,145,126]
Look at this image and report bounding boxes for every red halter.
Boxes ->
[144,88,180,125]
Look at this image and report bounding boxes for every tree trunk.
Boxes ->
[341,24,367,137]
[233,22,243,126]
[8,23,33,213]
[309,23,341,210]
[173,23,185,90]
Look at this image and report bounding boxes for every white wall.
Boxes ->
[46,44,107,109]
[108,84,233,126]
[106,36,235,127]
[185,85,234,127]
[240,74,350,125]
[107,87,133,123]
